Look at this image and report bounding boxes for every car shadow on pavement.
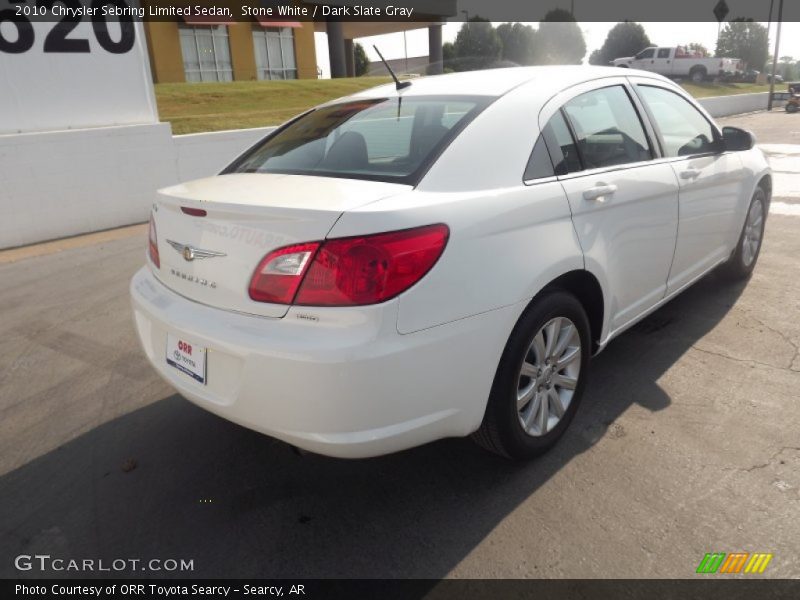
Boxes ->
[0,273,747,580]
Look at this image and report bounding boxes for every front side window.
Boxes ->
[636,48,655,59]
[561,85,652,169]
[252,27,297,80]
[637,85,719,157]
[179,25,233,82]
[228,96,491,184]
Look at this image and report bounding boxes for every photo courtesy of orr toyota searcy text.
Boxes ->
[14,584,300,597]
[2,0,799,591]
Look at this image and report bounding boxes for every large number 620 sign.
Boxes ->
[0,0,135,54]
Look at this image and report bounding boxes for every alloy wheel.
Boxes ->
[742,197,764,267]
[516,316,582,437]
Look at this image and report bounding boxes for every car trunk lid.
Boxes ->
[151,173,410,318]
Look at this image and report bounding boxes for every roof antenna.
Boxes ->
[373,45,412,91]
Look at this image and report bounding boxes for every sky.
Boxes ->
[314,21,800,78]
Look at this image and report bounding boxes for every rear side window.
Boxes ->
[657,48,671,59]
[226,96,491,185]
[537,111,582,176]
[636,85,719,157]
[561,85,652,169]
[523,134,555,180]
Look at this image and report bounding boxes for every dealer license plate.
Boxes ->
[166,333,206,384]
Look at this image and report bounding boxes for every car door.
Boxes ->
[652,48,673,75]
[629,48,656,71]
[632,81,748,295]
[539,80,680,334]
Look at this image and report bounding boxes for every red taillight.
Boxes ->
[248,224,449,307]
[181,206,207,217]
[248,242,321,304]
[148,213,160,268]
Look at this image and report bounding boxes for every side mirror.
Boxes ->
[722,126,756,152]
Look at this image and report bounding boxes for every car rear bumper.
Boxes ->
[130,267,515,458]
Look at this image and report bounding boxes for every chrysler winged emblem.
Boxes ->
[166,240,226,262]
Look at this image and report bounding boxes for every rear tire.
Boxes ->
[472,291,591,460]
[690,66,707,83]
[719,187,767,280]
[787,103,799,113]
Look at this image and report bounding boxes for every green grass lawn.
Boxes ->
[679,81,771,98]
[156,77,392,134]
[155,77,773,135]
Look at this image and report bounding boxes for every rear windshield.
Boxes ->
[225,95,492,185]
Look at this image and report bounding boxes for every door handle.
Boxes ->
[583,184,617,201]
[680,169,701,180]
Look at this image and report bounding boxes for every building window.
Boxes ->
[179,25,233,82]
[252,27,297,80]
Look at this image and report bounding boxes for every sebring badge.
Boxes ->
[166,240,226,262]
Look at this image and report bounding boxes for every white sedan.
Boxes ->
[131,66,770,459]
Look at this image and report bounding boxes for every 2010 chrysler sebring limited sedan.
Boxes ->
[131,66,771,459]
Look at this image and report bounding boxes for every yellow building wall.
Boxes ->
[143,20,317,83]
[229,23,257,81]
[294,24,318,80]
[144,21,186,83]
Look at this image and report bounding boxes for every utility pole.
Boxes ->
[403,31,408,74]
[768,0,783,111]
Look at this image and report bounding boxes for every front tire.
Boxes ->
[787,103,798,113]
[720,187,767,280]
[473,291,591,460]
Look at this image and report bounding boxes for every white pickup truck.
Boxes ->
[613,46,743,82]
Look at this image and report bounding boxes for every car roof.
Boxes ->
[327,66,670,103]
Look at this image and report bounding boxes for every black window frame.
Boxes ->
[631,83,724,159]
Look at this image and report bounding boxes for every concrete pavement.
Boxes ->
[718,110,800,204]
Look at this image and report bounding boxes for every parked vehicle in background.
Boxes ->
[131,66,771,460]
[613,46,742,82]
[772,82,800,112]
[742,70,784,84]
[786,83,800,113]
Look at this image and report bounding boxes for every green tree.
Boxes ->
[496,22,536,66]
[452,18,502,71]
[441,41,456,73]
[587,48,604,65]
[590,22,651,65]
[534,9,586,65]
[353,42,369,77]
[715,18,769,71]
[442,41,456,62]
[777,56,798,80]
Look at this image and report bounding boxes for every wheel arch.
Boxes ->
[538,270,605,354]
[757,173,772,204]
